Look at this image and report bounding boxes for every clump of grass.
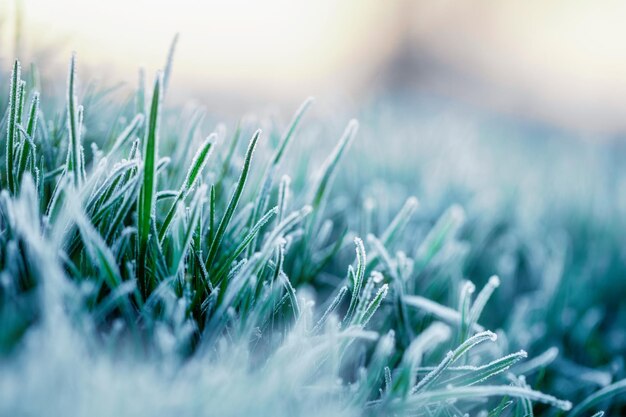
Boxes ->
[0,43,624,417]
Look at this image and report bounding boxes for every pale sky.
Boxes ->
[3,0,399,105]
[4,0,626,134]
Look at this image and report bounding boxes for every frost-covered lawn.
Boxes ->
[0,49,625,416]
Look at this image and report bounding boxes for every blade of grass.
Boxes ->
[16,92,39,188]
[413,331,497,393]
[205,129,260,270]
[6,59,21,193]
[137,71,163,296]
[468,275,500,334]
[313,285,348,333]
[404,385,571,412]
[213,206,278,280]
[357,283,388,327]
[344,236,367,326]
[162,33,179,97]
[310,119,358,212]
[65,53,82,188]
[404,294,485,333]
[171,184,207,275]
[247,97,314,255]
[381,196,419,248]
[107,114,144,157]
[439,350,528,387]
[569,379,626,417]
[159,134,214,243]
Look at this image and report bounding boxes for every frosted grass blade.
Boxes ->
[159,135,214,243]
[65,53,82,188]
[205,129,260,269]
[137,72,163,294]
[6,59,21,193]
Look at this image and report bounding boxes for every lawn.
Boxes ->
[0,43,625,416]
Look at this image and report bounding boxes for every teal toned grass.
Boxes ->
[65,53,82,188]
[5,59,20,194]
[0,46,624,417]
[158,134,213,244]
[137,72,162,295]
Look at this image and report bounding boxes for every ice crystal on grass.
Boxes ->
[0,47,624,417]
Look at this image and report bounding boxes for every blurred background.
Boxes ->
[4,0,626,136]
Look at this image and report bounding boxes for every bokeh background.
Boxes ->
[4,0,626,136]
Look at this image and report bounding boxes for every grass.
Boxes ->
[0,41,625,416]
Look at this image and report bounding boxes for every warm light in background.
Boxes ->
[4,0,626,134]
[1,0,399,108]
[408,0,626,134]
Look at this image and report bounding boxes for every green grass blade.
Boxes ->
[74,205,123,290]
[15,79,26,122]
[439,350,528,387]
[450,330,498,363]
[108,114,144,157]
[137,71,163,295]
[458,280,475,343]
[468,275,500,332]
[310,119,358,211]
[277,174,290,223]
[171,184,206,275]
[218,121,242,186]
[404,385,571,412]
[90,170,140,225]
[66,53,82,188]
[344,236,367,326]
[415,204,465,269]
[404,295,485,333]
[488,398,514,417]
[105,171,143,243]
[313,285,348,333]
[273,97,313,166]
[357,283,388,327]
[16,92,39,188]
[6,59,21,193]
[381,196,419,247]
[413,331,497,393]
[279,269,300,320]
[514,347,559,375]
[246,98,313,256]
[569,378,626,417]
[213,206,278,280]
[205,129,260,269]
[208,184,215,244]
[159,134,214,243]
[162,33,179,97]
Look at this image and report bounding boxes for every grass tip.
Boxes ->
[347,118,359,131]
[462,280,476,294]
[488,275,501,287]
[406,196,419,208]
[449,204,466,223]
[482,330,498,341]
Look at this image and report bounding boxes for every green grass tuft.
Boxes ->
[0,46,624,417]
